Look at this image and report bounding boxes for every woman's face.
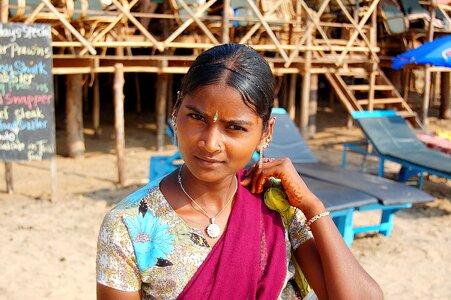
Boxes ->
[176,82,272,183]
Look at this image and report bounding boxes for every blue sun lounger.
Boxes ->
[343,110,451,189]
[266,108,432,241]
[149,109,432,245]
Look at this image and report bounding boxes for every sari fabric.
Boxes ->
[177,171,287,299]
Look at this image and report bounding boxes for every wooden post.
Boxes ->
[114,64,126,186]
[50,157,57,201]
[222,0,230,43]
[440,72,450,119]
[0,0,8,23]
[93,75,101,136]
[288,74,297,119]
[135,73,142,113]
[156,73,168,151]
[1,0,13,193]
[167,74,174,117]
[66,74,85,157]
[308,74,318,137]
[300,19,312,138]
[368,63,377,111]
[368,8,378,111]
[5,162,13,194]
[422,68,431,125]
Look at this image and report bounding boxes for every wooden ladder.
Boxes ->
[325,65,422,127]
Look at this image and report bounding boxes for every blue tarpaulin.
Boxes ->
[392,35,451,69]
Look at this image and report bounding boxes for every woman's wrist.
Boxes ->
[295,195,327,220]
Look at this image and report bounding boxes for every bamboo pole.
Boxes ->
[222,0,230,44]
[5,162,13,194]
[1,0,13,194]
[135,73,142,113]
[156,73,168,151]
[50,157,57,201]
[440,72,450,119]
[288,74,297,119]
[422,68,431,125]
[93,75,100,136]
[308,74,318,136]
[66,74,85,157]
[40,0,96,55]
[368,64,377,111]
[114,64,126,186]
[0,0,8,23]
[110,0,162,51]
[300,19,312,138]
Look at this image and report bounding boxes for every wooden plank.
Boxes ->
[357,98,403,105]
[348,85,393,91]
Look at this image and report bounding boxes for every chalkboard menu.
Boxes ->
[0,23,55,161]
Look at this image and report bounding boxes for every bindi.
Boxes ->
[213,111,219,123]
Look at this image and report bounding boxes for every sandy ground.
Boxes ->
[0,109,450,300]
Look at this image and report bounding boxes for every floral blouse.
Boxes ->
[96,181,312,299]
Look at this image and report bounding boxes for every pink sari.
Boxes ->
[177,171,287,299]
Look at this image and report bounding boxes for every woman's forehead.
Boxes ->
[181,84,258,119]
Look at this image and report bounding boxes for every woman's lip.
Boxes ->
[195,156,223,164]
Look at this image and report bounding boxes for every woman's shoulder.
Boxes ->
[104,177,165,222]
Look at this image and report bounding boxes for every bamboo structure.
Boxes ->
[4,0,448,183]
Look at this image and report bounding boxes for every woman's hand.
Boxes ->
[240,157,325,218]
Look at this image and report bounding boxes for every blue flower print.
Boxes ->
[123,211,175,272]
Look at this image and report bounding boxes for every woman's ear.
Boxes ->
[259,116,276,149]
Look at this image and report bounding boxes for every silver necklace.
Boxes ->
[177,166,237,239]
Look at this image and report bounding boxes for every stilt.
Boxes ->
[288,74,297,119]
[114,64,126,186]
[66,74,85,157]
[422,68,431,125]
[0,0,8,23]
[300,19,312,138]
[135,73,142,113]
[222,0,230,43]
[156,73,168,151]
[93,75,101,136]
[5,162,13,194]
[308,74,318,137]
[440,72,450,119]
[50,157,57,201]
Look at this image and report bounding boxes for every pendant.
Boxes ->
[206,220,221,239]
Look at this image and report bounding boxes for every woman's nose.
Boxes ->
[199,126,222,153]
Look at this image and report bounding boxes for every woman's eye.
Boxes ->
[190,114,205,121]
[228,124,246,131]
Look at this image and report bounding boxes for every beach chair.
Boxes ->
[343,110,451,189]
[150,117,380,245]
[379,0,409,35]
[150,109,432,245]
[266,108,432,240]
[399,0,445,28]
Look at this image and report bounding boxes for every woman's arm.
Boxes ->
[97,283,141,300]
[242,158,383,300]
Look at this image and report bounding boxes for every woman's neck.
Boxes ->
[178,165,237,210]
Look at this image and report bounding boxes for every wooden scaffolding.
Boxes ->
[2,0,443,183]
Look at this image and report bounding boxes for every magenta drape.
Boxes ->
[177,171,287,299]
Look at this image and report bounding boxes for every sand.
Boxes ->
[0,111,450,300]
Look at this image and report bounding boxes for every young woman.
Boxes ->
[96,43,383,299]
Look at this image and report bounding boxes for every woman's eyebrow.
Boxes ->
[223,118,254,126]
[184,104,254,125]
[184,104,204,115]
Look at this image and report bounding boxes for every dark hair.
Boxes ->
[175,44,275,129]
